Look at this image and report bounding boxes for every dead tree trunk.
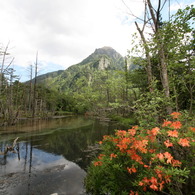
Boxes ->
[32,52,38,118]
[135,21,153,92]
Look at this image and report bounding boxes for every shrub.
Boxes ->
[85,112,195,195]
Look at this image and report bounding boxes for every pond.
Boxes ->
[0,116,120,195]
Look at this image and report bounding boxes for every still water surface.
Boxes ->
[0,116,119,195]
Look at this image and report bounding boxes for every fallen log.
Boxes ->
[0,137,19,155]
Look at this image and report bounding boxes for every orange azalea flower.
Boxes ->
[127,165,137,174]
[163,152,173,164]
[147,135,156,142]
[138,181,144,186]
[143,177,150,183]
[121,137,131,144]
[149,149,156,153]
[129,190,139,195]
[178,138,190,147]
[140,176,159,191]
[189,127,195,132]
[156,153,164,161]
[128,128,136,136]
[110,153,117,159]
[117,143,128,151]
[170,112,181,119]
[172,159,182,167]
[159,181,165,191]
[98,154,105,159]
[164,139,173,147]
[139,177,150,187]
[151,127,160,136]
[112,138,119,144]
[165,175,171,183]
[103,135,111,141]
[167,130,178,137]
[163,151,172,158]
[150,184,158,191]
[170,121,182,129]
[115,130,127,137]
[117,137,131,151]
[154,168,163,180]
[93,161,103,166]
[144,164,150,169]
[132,125,139,129]
[162,120,172,127]
[127,149,143,163]
[150,177,158,190]
[99,141,103,145]
[132,139,148,153]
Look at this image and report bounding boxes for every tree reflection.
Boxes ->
[31,119,118,169]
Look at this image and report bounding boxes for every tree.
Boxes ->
[0,42,14,90]
[32,52,38,118]
[125,0,172,113]
[159,5,195,113]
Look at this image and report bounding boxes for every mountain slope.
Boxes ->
[33,70,64,84]
[34,46,126,91]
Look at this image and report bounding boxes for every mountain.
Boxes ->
[32,46,126,91]
[31,46,141,93]
[79,46,125,69]
[33,70,64,84]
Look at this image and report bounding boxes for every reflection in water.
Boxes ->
[0,116,119,195]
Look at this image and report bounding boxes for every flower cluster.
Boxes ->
[90,112,195,194]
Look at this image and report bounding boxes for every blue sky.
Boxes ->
[0,0,194,82]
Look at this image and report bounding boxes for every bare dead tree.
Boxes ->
[26,64,33,113]
[32,52,38,118]
[0,42,14,90]
[0,42,17,125]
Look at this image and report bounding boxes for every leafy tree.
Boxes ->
[161,5,195,113]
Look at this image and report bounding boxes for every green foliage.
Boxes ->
[110,114,137,127]
[161,5,195,113]
[133,80,172,127]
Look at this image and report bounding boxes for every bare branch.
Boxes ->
[1,41,10,74]
[147,0,158,32]
[4,57,15,72]
[13,137,19,148]
[121,0,145,22]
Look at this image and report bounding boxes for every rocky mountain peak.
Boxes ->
[80,46,124,66]
[94,46,122,60]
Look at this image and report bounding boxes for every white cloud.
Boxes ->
[170,0,195,12]
[0,0,139,72]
